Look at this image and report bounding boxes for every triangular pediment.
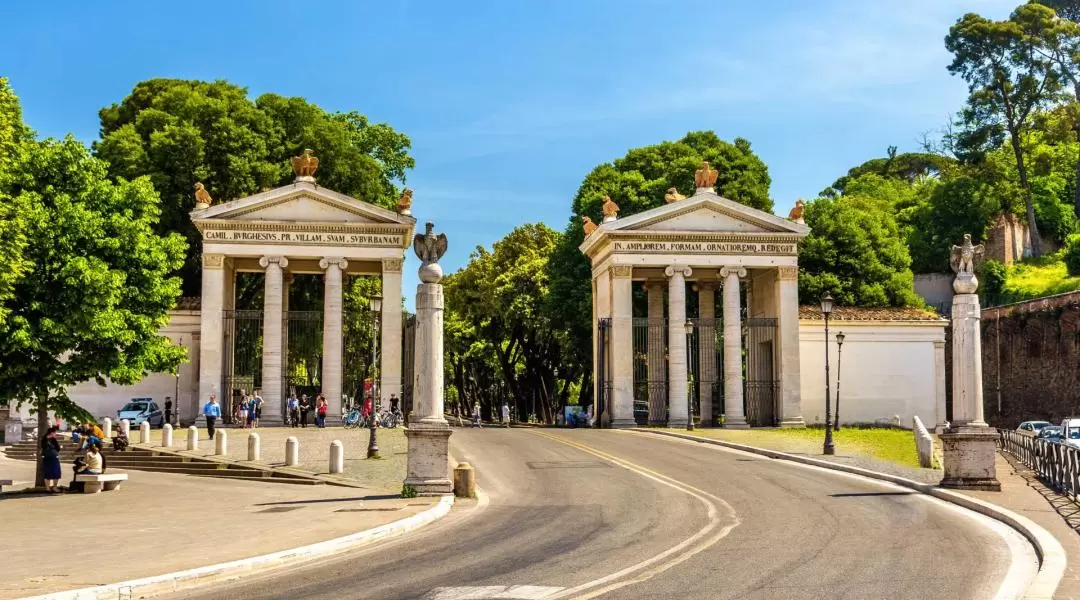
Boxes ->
[602,190,808,235]
[191,181,413,226]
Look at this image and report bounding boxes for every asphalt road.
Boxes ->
[165,428,1034,600]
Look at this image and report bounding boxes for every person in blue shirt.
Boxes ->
[203,394,222,440]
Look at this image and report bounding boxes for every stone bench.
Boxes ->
[74,473,128,494]
[0,479,11,492]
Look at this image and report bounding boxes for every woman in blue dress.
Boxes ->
[40,426,62,493]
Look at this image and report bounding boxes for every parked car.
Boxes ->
[117,398,163,427]
[1060,418,1080,448]
[1016,420,1051,436]
[1038,425,1063,441]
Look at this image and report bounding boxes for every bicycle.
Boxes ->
[379,410,403,429]
[343,408,364,429]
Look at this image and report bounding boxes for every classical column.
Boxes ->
[320,258,348,422]
[695,282,718,426]
[775,266,805,427]
[666,265,691,428]
[281,272,291,405]
[610,265,636,427]
[646,281,667,426]
[381,258,404,409]
[934,340,948,433]
[197,254,226,426]
[720,266,748,428]
[259,256,287,424]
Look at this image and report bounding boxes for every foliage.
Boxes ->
[95,79,414,294]
[981,259,1008,299]
[992,252,1080,302]
[1064,233,1080,275]
[798,195,922,307]
[0,78,31,336]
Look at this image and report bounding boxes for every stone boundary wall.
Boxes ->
[982,290,1080,320]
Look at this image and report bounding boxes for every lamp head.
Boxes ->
[836,331,845,346]
[370,294,383,313]
[820,291,834,316]
[684,320,694,335]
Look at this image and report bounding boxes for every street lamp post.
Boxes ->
[835,331,845,432]
[820,292,836,456]
[684,320,694,431]
[367,294,383,459]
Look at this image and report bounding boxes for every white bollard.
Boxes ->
[329,440,344,474]
[139,421,150,444]
[285,436,299,467]
[215,430,228,456]
[103,418,113,439]
[162,423,173,448]
[187,426,199,451]
[120,419,130,437]
[247,432,260,461]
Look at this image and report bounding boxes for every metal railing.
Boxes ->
[999,429,1080,499]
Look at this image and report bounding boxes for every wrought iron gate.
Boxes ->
[342,309,378,412]
[597,317,611,428]
[632,318,666,426]
[401,314,417,419]
[284,311,323,405]
[744,317,779,427]
[222,309,262,425]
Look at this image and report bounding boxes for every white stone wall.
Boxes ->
[64,311,201,424]
[798,320,946,428]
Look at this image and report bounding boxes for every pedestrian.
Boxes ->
[247,395,258,428]
[164,397,173,428]
[472,403,483,428]
[253,389,264,428]
[112,426,129,451]
[299,394,310,428]
[239,391,249,429]
[288,394,300,428]
[203,393,221,440]
[501,401,510,428]
[41,426,62,493]
[316,395,328,428]
[79,443,103,475]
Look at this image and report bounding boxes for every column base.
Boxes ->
[610,418,639,429]
[668,418,688,429]
[647,419,668,427]
[778,417,806,429]
[939,426,1000,492]
[723,415,749,429]
[404,423,453,496]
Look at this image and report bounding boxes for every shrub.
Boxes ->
[1065,234,1080,277]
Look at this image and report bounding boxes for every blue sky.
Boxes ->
[2,0,1016,308]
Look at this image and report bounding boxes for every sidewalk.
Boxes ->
[0,452,438,600]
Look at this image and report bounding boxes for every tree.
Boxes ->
[0,78,31,334]
[824,147,955,197]
[946,10,1065,256]
[0,120,187,486]
[798,195,923,307]
[95,79,415,294]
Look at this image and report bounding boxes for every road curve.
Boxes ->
[163,428,1032,600]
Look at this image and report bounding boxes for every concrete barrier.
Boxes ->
[329,440,343,474]
[285,437,299,467]
[139,421,150,444]
[215,430,228,456]
[103,418,112,439]
[162,424,173,448]
[187,426,199,451]
[119,419,130,437]
[913,416,934,468]
[454,463,476,498]
[247,433,260,461]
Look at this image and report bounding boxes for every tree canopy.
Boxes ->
[95,79,415,294]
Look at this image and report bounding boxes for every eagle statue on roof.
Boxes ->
[291,149,319,179]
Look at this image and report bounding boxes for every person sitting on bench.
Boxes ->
[79,443,103,475]
[112,427,129,452]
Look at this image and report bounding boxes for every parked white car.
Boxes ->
[1059,418,1080,448]
[1017,421,1051,436]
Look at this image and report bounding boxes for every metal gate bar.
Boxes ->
[744,317,779,427]
[222,309,262,424]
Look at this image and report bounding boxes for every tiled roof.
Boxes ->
[799,305,943,321]
[174,297,201,311]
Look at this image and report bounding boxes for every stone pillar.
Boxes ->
[330,440,344,474]
[666,265,692,428]
[139,421,150,445]
[405,223,453,495]
[646,281,667,426]
[119,419,130,437]
[285,436,299,467]
[215,430,228,456]
[280,272,291,414]
[381,258,404,407]
[102,418,113,439]
[320,258,348,422]
[610,266,636,428]
[934,340,948,433]
[162,423,173,448]
[720,266,748,428]
[695,283,718,426]
[187,426,198,451]
[247,433,260,461]
[774,267,805,427]
[940,238,1000,491]
[197,254,226,426]
[259,256,287,425]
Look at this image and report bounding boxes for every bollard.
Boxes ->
[102,418,113,439]
[329,440,344,474]
[120,419,130,437]
[215,430,228,456]
[139,421,150,444]
[285,436,299,467]
[453,462,476,498]
[162,423,173,448]
[247,432,260,461]
[187,426,199,451]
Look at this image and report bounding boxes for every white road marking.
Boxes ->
[423,585,565,599]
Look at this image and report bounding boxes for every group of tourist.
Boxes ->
[233,390,264,429]
[286,393,329,428]
[39,425,106,494]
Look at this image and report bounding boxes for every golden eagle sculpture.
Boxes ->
[601,195,619,222]
[694,160,718,189]
[291,149,319,179]
[397,188,413,215]
[582,215,598,236]
[194,182,213,209]
[664,187,686,203]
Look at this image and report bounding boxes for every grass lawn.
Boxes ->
[998,253,1080,303]
[669,426,924,469]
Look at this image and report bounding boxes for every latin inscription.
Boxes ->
[613,241,796,254]
[204,230,401,247]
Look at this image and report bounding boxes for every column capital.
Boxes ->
[319,257,349,271]
[777,266,799,281]
[664,265,692,278]
[259,255,289,269]
[719,266,746,279]
[611,265,634,278]
[202,254,226,269]
[382,258,404,273]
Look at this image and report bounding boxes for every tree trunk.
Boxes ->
[34,396,47,489]
[1010,133,1044,256]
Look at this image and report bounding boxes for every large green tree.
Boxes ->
[95,79,415,294]
[0,78,31,333]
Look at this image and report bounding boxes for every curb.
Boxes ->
[19,494,454,600]
[631,429,1065,600]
